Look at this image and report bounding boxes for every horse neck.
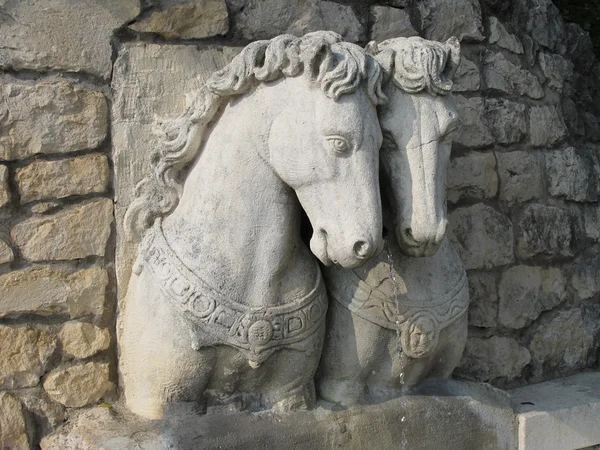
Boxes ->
[162,87,316,307]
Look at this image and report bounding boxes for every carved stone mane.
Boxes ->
[125,31,388,241]
[368,36,461,96]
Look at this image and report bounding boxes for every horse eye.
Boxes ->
[328,138,349,154]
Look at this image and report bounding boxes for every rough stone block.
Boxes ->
[529,106,567,147]
[16,154,110,204]
[0,164,10,208]
[0,326,56,389]
[467,272,498,328]
[0,82,108,161]
[11,198,113,261]
[43,362,113,408]
[569,252,600,300]
[483,51,544,99]
[0,392,29,450]
[234,0,364,42]
[453,96,494,148]
[0,0,140,79]
[484,98,527,144]
[418,0,484,42]
[19,388,66,433]
[497,151,543,205]
[457,336,531,383]
[0,239,14,265]
[448,204,514,270]
[546,147,600,202]
[582,205,600,243]
[369,6,417,41]
[529,308,597,381]
[447,152,497,203]
[512,0,565,52]
[453,55,481,92]
[59,322,111,359]
[511,372,600,450]
[130,0,228,39]
[489,17,523,54]
[498,266,566,329]
[0,266,108,319]
[516,204,574,260]
[539,52,573,93]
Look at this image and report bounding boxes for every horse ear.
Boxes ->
[443,37,461,81]
[365,40,379,55]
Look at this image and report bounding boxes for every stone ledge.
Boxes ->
[511,372,600,450]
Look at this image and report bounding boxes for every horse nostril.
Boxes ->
[353,240,371,259]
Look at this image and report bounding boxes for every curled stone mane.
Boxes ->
[125,31,388,241]
[368,36,461,96]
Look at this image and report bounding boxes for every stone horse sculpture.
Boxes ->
[318,37,469,406]
[119,32,386,419]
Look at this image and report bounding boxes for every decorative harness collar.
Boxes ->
[134,220,327,366]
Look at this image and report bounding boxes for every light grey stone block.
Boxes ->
[516,204,574,260]
[447,152,498,203]
[483,51,544,99]
[418,0,484,42]
[369,6,417,41]
[489,17,523,54]
[497,151,543,205]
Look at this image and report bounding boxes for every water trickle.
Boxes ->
[385,240,404,362]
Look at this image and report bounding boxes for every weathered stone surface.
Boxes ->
[0,392,29,450]
[516,204,574,260]
[19,388,66,431]
[570,252,600,300]
[457,336,531,382]
[130,0,228,39]
[539,52,573,93]
[497,151,543,205]
[467,272,498,328]
[489,17,523,54]
[453,96,494,148]
[234,0,364,42]
[512,0,565,52]
[30,202,61,215]
[418,0,484,42]
[453,56,481,92]
[484,98,527,144]
[43,362,113,408]
[483,51,544,99]
[0,164,10,208]
[498,266,566,329]
[529,308,596,380]
[16,154,110,204]
[11,199,113,261]
[448,204,514,270]
[583,112,600,142]
[0,266,107,319]
[447,152,497,203]
[529,105,568,147]
[0,82,108,161]
[59,322,111,359]
[0,239,14,265]
[582,205,600,243]
[546,147,600,202]
[0,0,140,78]
[561,97,585,137]
[0,326,56,389]
[369,6,417,41]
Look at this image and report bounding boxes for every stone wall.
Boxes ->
[0,0,599,447]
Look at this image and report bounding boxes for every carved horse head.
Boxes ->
[369,37,460,257]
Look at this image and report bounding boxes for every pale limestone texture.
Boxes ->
[11,198,113,261]
[483,51,544,99]
[0,239,14,265]
[44,362,113,408]
[0,392,29,450]
[418,0,484,42]
[454,96,494,148]
[447,152,498,203]
[484,98,527,144]
[489,17,523,54]
[498,266,566,329]
[130,0,228,39]
[448,204,514,270]
[453,56,481,92]
[467,272,498,328]
[233,0,364,42]
[546,147,600,202]
[529,105,568,147]
[570,252,600,300]
[516,204,574,260]
[0,0,140,78]
[16,154,110,204]
[457,336,531,382]
[497,151,543,205]
[0,326,56,389]
[19,388,66,431]
[539,52,573,92]
[0,267,107,319]
[0,82,108,161]
[59,322,111,359]
[369,6,417,41]
[0,164,10,207]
